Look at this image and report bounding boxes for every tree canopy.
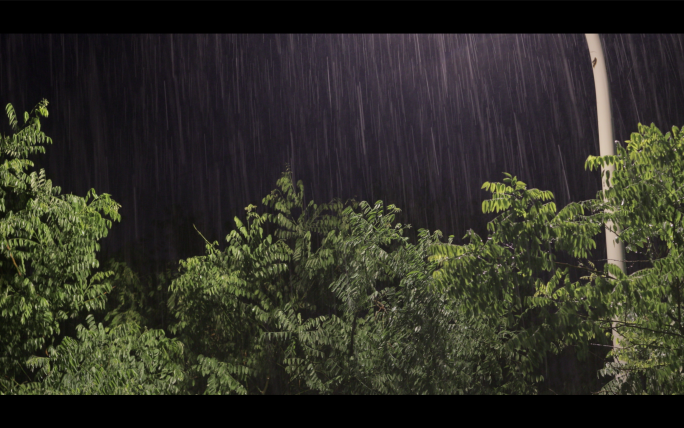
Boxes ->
[0,100,121,391]
[1,99,682,394]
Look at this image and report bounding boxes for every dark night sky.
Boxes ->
[2,34,684,275]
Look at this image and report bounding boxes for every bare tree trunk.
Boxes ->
[585,34,627,386]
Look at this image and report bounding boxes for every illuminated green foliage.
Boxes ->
[432,123,684,394]
[586,124,684,394]
[168,170,529,394]
[3,99,681,394]
[431,173,604,383]
[0,100,121,390]
[14,315,186,395]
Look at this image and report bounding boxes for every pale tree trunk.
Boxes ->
[585,34,627,385]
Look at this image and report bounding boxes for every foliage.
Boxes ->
[431,123,684,394]
[97,259,148,328]
[3,98,680,395]
[430,173,606,386]
[168,170,530,394]
[10,315,186,395]
[97,258,178,332]
[0,100,121,388]
[585,124,684,394]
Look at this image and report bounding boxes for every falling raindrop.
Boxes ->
[0,34,683,278]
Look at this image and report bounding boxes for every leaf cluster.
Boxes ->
[12,315,186,395]
[586,124,684,394]
[168,169,528,394]
[432,123,684,394]
[0,100,121,390]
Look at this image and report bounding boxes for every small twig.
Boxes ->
[595,317,684,338]
[193,224,213,246]
[83,286,116,304]
[257,376,270,395]
[6,243,22,276]
[554,261,604,275]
